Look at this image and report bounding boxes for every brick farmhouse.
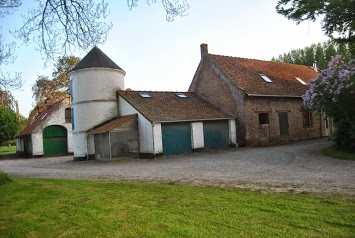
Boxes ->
[189,44,332,146]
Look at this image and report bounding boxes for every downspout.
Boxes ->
[86,134,89,160]
[152,123,155,157]
[109,131,112,159]
[319,109,323,137]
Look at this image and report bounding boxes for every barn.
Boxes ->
[16,98,73,157]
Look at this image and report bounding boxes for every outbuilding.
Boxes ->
[16,98,73,157]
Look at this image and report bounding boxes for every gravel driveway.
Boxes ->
[1,138,354,195]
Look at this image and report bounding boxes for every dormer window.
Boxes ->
[259,74,273,83]
[295,77,307,85]
[138,92,151,98]
[175,93,188,98]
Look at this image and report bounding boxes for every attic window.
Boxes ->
[295,77,307,85]
[175,93,188,98]
[259,74,273,83]
[138,92,151,98]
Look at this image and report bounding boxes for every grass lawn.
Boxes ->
[0,145,16,155]
[324,146,355,160]
[0,178,354,237]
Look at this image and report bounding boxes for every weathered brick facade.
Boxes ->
[189,44,326,146]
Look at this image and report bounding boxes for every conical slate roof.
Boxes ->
[71,46,124,72]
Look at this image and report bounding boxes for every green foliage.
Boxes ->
[303,56,355,149]
[0,106,19,144]
[276,0,355,56]
[271,40,351,69]
[324,146,355,160]
[0,145,16,155]
[0,171,12,185]
[0,178,354,237]
[32,56,80,104]
[0,140,15,146]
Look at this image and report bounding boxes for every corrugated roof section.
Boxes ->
[117,91,234,123]
[88,114,138,133]
[209,54,319,97]
[71,46,125,72]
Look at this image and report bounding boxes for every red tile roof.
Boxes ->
[88,114,137,133]
[117,91,233,122]
[16,98,69,137]
[209,54,319,97]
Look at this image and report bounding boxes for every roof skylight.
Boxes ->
[295,77,307,85]
[138,92,151,98]
[175,93,188,98]
[259,74,273,83]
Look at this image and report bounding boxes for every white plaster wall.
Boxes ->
[69,68,125,157]
[152,123,163,154]
[73,133,87,158]
[191,122,204,149]
[69,68,125,103]
[118,96,155,154]
[229,119,237,145]
[72,101,117,132]
[31,132,43,156]
[29,101,73,156]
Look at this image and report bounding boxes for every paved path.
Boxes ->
[1,138,354,195]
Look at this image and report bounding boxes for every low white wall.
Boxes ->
[229,119,237,145]
[153,123,163,154]
[118,96,156,154]
[191,122,204,149]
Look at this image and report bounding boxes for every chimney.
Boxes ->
[312,61,318,71]
[45,98,53,110]
[200,43,208,59]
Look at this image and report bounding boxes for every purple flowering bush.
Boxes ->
[303,55,355,149]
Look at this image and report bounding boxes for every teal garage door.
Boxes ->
[162,123,192,155]
[203,121,229,150]
[43,125,68,156]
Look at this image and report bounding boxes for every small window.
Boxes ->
[175,93,188,98]
[302,110,313,127]
[138,92,151,98]
[65,108,71,122]
[259,74,273,83]
[295,77,307,85]
[259,113,269,124]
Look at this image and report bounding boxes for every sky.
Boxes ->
[2,0,329,117]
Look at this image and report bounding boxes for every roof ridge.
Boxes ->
[118,90,195,94]
[209,53,314,69]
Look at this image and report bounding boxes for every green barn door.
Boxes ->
[162,123,192,155]
[43,125,68,156]
[203,121,229,150]
[279,112,289,142]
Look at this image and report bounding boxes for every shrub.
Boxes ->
[0,171,13,185]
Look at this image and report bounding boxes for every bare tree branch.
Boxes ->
[13,0,112,62]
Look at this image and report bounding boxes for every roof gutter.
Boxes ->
[247,94,302,98]
[153,117,234,124]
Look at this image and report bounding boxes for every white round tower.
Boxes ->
[68,46,126,160]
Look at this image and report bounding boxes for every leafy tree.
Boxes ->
[29,55,79,122]
[32,76,64,105]
[276,0,355,56]
[52,56,80,95]
[271,40,351,69]
[0,105,19,143]
[303,56,355,149]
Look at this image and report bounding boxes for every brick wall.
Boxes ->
[244,97,322,145]
[190,57,247,145]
